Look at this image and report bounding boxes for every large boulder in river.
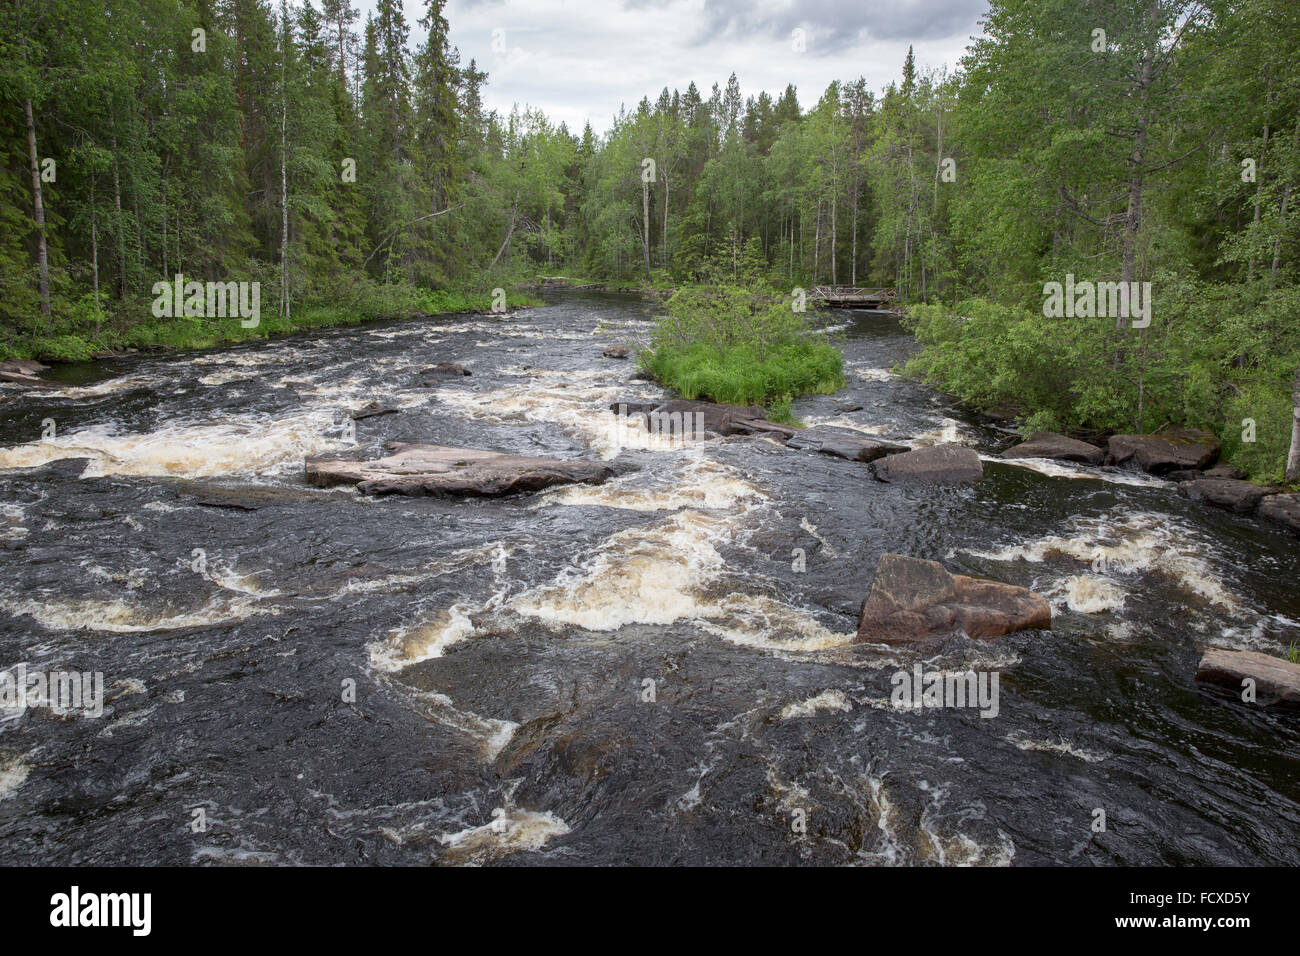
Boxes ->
[1106,427,1220,475]
[786,428,908,463]
[872,443,983,483]
[1258,493,1300,535]
[305,442,613,497]
[1178,478,1272,514]
[1001,432,1104,465]
[1196,648,1300,709]
[855,554,1051,645]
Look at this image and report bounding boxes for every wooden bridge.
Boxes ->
[810,286,897,309]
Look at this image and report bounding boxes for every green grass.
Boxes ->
[2,285,540,363]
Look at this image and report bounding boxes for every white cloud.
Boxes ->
[357,0,985,134]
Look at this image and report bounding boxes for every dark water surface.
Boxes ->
[1,290,1297,865]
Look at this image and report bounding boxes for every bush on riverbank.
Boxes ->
[902,280,1300,483]
[641,284,844,417]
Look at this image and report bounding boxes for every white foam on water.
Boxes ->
[437,808,569,864]
[1007,733,1108,763]
[962,512,1243,611]
[539,455,763,512]
[1055,574,1127,613]
[0,593,275,632]
[0,757,30,800]
[994,455,1167,487]
[0,408,347,478]
[370,607,477,672]
[780,689,852,720]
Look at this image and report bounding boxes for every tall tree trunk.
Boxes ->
[1288,361,1300,482]
[280,6,290,320]
[830,193,837,287]
[641,179,652,280]
[23,98,51,317]
[1270,120,1299,283]
[112,143,126,297]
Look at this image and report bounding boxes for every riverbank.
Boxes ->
[0,286,541,364]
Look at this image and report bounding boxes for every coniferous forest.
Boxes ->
[3,0,1299,479]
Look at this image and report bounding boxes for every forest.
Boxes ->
[3,0,1298,480]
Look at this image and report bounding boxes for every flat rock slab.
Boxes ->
[351,401,400,420]
[786,428,908,463]
[305,441,614,497]
[1196,648,1300,709]
[652,399,768,435]
[856,553,1051,645]
[1259,493,1300,535]
[1002,431,1104,465]
[1178,478,1272,514]
[872,443,984,483]
[1107,427,1220,474]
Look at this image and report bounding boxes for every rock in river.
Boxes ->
[601,344,630,359]
[417,363,471,386]
[785,428,908,463]
[305,441,614,497]
[1258,493,1300,535]
[1178,478,1272,514]
[1001,431,1104,465]
[1196,648,1300,709]
[1107,427,1220,475]
[872,443,983,483]
[855,553,1051,645]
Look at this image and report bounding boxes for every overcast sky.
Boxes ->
[360,0,989,135]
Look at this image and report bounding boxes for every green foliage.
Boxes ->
[643,284,844,409]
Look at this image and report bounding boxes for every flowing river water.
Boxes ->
[0,289,1297,865]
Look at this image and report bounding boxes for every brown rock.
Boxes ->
[1001,431,1104,465]
[1178,478,1271,514]
[1258,494,1300,535]
[601,345,630,359]
[1106,427,1220,475]
[855,554,1051,645]
[651,399,767,435]
[872,444,984,483]
[305,442,614,497]
[418,363,471,386]
[1195,648,1300,709]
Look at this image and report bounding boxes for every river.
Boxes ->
[0,289,1297,865]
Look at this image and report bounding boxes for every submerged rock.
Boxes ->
[786,428,907,463]
[1178,478,1272,514]
[1001,431,1104,465]
[1107,427,1220,475]
[1196,648,1300,709]
[855,553,1051,645]
[872,443,983,483]
[1259,494,1300,535]
[351,401,400,420]
[305,441,614,497]
[417,363,471,386]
